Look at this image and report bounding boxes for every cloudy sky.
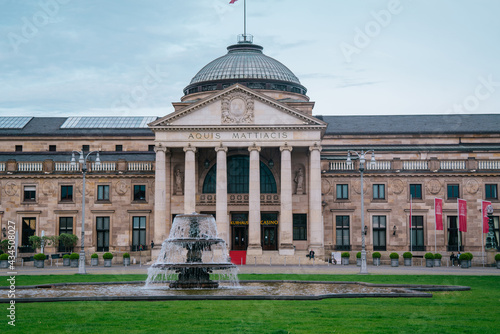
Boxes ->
[1,0,499,117]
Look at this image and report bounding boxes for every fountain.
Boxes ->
[146,213,238,289]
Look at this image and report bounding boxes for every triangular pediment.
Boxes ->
[149,84,326,130]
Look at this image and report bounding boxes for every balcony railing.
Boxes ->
[128,162,153,171]
[1,159,154,173]
[440,160,466,170]
[402,160,428,170]
[17,162,42,172]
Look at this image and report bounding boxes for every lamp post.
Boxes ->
[70,150,101,274]
[347,150,376,275]
[485,205,497,250]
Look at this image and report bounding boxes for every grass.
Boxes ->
[2,274,500,333]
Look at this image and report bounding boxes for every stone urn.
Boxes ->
[426,259,434,267]
[123,257,130,266]
[70,259,79,268]
[341,257,349,265]
[63,257,70,266]
[391,259,399,267]
[91,258,98,266]
[356,258,361,266]
[373,258,381,266]
[0,260,8,269]
[496,260,500,269]
[434,259,441,267]
[34,260,45,268]
[404,258,412,266]
[104,259,112,267]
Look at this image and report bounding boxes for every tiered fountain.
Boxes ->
[146,213,238,289]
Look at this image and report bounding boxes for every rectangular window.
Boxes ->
[82,145,90,152]
[486,184,498,200]
[96,217,110,252]
[133,185,146,201]
[409,184,422,199]
[373,184,385,200]
[447,216,462,251]
[293,214,307,240]
[132,216,147,251]
[410,216,425,251]
[447,184,459,199]
[23,186,36,202]
[60,185,73,202]
[15,145,22,152]
[148,145,155,152]
[97,185,110,201]
[21,217,36,253]
[336,184,348,200]
[49,145,56,152]
[58,217,74,252]
[115,145,123,152]
[372,216,387,251]
[335,216,350,250]
[492,216,499,251]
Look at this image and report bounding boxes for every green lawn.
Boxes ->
[2,274,499,333]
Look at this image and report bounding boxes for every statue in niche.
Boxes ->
[294,168,304,195]
[175,169,183,195]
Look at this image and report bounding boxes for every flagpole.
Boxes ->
[434,198,437,253]
[244,0,247,39]
[482,201,485,267]
[457,198,460,254]
[410,194,412,253]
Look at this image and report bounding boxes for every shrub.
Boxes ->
[91,253,98,259]
[389,252,399,259]
[403,252,413,259]
[0,249,3,255]
[434,253,442,260]
[123,253,130,258]
[341,252,350,258]
[103,252,113,260]
[29,235,42,251]
[0,253,9,260]
[459,253,469,261]
[356,252,361,259]
[33,253,46,261]
[465,252,473,260]
[59,233,78,252]
[424,252,434,259]
[69,252,80,260]
[372,252,381,259]
[63,254,70,259]
[495,254,500,261]
[0,240,9,253]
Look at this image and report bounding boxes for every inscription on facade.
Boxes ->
[187,132,289,140]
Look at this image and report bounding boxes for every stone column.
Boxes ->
[309,143,324,256]
[279,144,294,255]
[247,144,262,255]
[215,145,229,245]
[153,145,169,253]
[183,145,197,214]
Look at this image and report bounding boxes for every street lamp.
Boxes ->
[347,150,376,274]
[70,150,101,274]
[485,205,497,250]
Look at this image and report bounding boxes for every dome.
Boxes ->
[183,39,307,96]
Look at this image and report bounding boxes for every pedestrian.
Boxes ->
[309,249,315,260]
[450,252,455,266]
[151,240,155,250]
[457,251,461,266]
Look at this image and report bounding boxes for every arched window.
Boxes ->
[202,155,277,194]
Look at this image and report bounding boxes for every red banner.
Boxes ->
[229,0,238,4]
[435,198,443,230]
[482,201,492,233]
[458,199,467,232]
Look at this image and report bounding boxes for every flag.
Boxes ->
[482,201,492,233]
[229,0,238,3]
[458,199,467,232]
[435,198,443,230]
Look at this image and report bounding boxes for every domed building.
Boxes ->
[0,36,499,267]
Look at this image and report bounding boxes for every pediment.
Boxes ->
[149,84,326,130]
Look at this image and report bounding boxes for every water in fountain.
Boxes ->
[146,213,238,289]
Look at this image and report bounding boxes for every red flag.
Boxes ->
[458,199,467,232]
[229,0,238,3]
[435,198,443,230]
[482,201,492,233]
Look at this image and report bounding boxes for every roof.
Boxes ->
[316,114,500,135]
[0,117,156,137]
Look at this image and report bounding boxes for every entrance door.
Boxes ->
[261,226,277,250]
[232,226,248,250]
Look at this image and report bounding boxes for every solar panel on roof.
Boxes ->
[60,117,157,129]
[0,117,33,129]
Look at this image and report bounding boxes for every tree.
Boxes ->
[59,233,78,252]
[29,235,42,252]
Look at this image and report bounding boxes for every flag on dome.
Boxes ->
[229,0,238,3]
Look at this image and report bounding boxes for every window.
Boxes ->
[58,217,73,252]
[115,145,123,152]
[293,214,307,240]
[15,145,22,152]
[336,184,348,200]
[410,216,425,251]
[447,216,462,251]
[96,217,110,252]
[82,145,89,152]
[148,145,155,152]
[60,185,73,202]
[133,185,146,201]
[21,217,36,253]
[373,184,385,200]
[97,185,110,201]
[409,184,422,199]
[491,216,500,251]
[372,216,386,251]
[132,216,147,251]
[23,186,36,202]
[486,184,498,200]
[447,184,459,200]
[49,145,56,152]
[335,216,350,250]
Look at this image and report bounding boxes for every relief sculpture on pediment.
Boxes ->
[221,92,254,124]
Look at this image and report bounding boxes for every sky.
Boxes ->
[1,0,499,117]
